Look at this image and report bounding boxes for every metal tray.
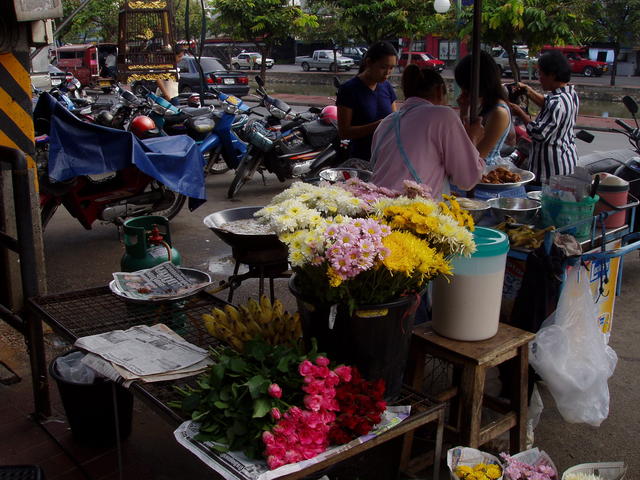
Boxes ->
[478,165,535,190]
[109,267,211,304]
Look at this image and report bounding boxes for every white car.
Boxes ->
[230,52,274,70]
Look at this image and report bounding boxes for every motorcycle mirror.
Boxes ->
[575,130,595,143]
[308,106,322,114]
[623,95,638,115]
[255,75,265,87]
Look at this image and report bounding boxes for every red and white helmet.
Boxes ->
[129,115,159,138]
[320,105,338,124]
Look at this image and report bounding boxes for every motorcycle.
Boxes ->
[134,87,250,175]
[577,95,640,231]
[34,92,204,230]
[227,76,345,199]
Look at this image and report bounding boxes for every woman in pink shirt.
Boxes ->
[370,66,485,197]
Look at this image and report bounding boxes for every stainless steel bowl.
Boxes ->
[488,197,541,224]
[456,198,490,223]
[527,190,543,201]
[318,168,372,183]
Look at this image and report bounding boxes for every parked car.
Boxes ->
[178,56,249,96]
[398,52,445,72]
[492,46,538,78]
[230,52,274,70]
[295,50,354,72]
[540,46,608,77]
[340,46,367,64]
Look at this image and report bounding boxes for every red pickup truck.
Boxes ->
[398,52,445,72]
[541,46,608,77]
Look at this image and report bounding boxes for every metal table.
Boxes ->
[28,286,446,480]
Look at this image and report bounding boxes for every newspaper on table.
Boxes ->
[174,406,411,480]
[74,323,208,377]
[112,261,210,301]
[79,324,212,387]
[511,448,558,479]
[447,447,504,480]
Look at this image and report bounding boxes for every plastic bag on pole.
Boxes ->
[528,265,617,426]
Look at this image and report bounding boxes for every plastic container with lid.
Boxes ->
[594,173,630,228]
[431,227,509,341]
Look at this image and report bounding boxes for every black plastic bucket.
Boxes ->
[49,350,133,447]
[289,276,422,400]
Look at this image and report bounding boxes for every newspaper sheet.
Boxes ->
[74,324,208,376]
[174,406,411,480]
[112,261,210,301]
[80,324,213,387]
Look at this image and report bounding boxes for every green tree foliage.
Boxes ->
[211,0,318,79]
[60,0,120,43]
[584,0,640,85]
[458,0,588,82]
[174,0,206,43]
[317,0,406,45]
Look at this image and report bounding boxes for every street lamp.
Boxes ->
[434,0,451,13]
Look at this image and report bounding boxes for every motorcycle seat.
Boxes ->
[301,120,338,149]
[186,116,215,134]
[163,112,190,126]
[182,107,213,117]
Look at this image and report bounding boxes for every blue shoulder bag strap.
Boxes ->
[370,104,422,183]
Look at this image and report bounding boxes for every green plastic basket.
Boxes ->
[541,194,599,239]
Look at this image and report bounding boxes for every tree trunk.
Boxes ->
[610,43,619,87]
[259,46,268,82]
[506,44,520,83]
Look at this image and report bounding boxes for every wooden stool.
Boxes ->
[407,323,535,453]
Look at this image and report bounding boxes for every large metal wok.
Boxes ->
[203,206,289,302]
[203,206,285,253]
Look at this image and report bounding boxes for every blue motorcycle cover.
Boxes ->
[33,93,206,209]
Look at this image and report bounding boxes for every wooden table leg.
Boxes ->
[433,408,445,480]
[509,345,529,453]
[460,364,486,448]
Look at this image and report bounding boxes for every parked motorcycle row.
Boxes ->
[32,74,344,229]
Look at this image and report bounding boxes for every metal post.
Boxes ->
[469,0,482,123]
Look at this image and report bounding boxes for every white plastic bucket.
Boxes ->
[432,227,509,341]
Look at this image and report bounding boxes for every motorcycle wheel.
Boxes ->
[205,151,230,175]
[149,182,186,219]
[228,152,261,199]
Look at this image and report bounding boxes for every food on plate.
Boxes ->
[482,167,522,184]
[494,217,555,249]
[202,295,302,351]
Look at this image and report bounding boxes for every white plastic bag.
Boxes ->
[528,265,617,426]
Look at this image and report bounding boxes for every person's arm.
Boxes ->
[337,105,383,140]
[155,79,171,100]
[474,104,510,158]
[517,82,545,108]
[391,101,397,112]
[508,102,532,124]
[441,109,485,190]
[526,97,563,142]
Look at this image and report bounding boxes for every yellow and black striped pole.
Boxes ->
[0,50,35,169]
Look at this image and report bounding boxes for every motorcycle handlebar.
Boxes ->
[615,118,635,134]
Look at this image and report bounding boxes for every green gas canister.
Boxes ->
[120,216,181,272]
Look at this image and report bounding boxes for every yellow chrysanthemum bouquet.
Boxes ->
[255,179,476,308]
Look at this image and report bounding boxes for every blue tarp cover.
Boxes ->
[33,93,206,208]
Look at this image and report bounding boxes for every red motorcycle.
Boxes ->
[34,93,204,230]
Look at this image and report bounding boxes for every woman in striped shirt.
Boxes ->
[509,51,579,183]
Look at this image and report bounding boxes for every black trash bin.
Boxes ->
[49,350,133,447]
